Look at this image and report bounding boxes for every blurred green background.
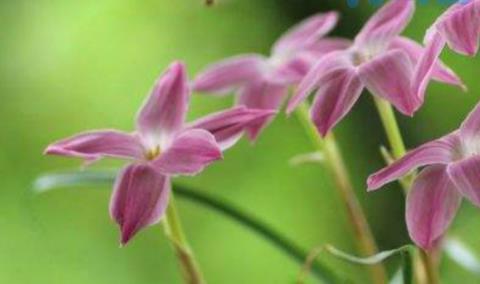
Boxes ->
[1,0,480,283]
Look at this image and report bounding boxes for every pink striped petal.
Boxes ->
[287,51,353,114]
[272,12,339,54]
[368,132,461,191]
[355,0,415,52]
[358,49,420,116]
[304,38,353,55]
[435,0,480,56]
[136,61,189,142]
[44,130,144,163]
[406,165,462,249]
[193,55,266,94]
[152,129,222,175]
[188,106,276,149]
[389,36,464,88]
[310,68,363,137]
[110,164,170,245]
[237,81,286,139]
[459,101,480,141]
[279,38,352,81]
[412,32,448,103]
[447,155,480,207]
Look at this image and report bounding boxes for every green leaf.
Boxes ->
[34,170,341,284]
[325,245,413,265]
[325,245,414,284]
[34,169,117,193]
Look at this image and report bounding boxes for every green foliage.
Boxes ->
[1,0,480,283]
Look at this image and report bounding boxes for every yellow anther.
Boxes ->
[145,145,161,160]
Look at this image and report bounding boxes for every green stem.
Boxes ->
[295,103,387,284]
[372,97,407,159]
[419,249,440,284]
[372,97,413,192]
[175,184,340,283]
[34,171,341,283]
[163,194,205,284]
[372,97,438,284]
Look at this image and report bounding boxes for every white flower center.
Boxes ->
[462,136,480,157]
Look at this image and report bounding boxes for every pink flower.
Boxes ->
[287,0,463,137]
[44,62,275,245]
[413,0,478,104]
[193,12,350,139]
[367,102,480,249]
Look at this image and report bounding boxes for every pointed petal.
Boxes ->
[358,49,420,116]
[273,12,339,53]
[303,38,353,55]
[368,132,461,190]
[193,55,266,94]
[278,38,352,81]
[188,106,276,149]
[447,155,480,206]
[310,68,363,136]
[389,36,464,88]
[459,101,480,141]
[44,130,143,162]
[109,164,170,245]
[136,61,189,140]
[152,129,222,175]
[411,32,448,104]
[435,0,480,56]
[237,81,286,139]
[355,0,415,51]
[406,165,461,249]
[287,51,353,114]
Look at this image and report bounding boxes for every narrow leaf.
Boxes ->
[34,170,117,193]
[34,170,341,284]
[325,244,414,265]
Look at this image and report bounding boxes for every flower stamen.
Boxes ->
[145,145,161,160]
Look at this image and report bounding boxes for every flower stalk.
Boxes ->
[419,249,440,284]
[163,194,205,284]
[372,97,414,192]
[372,97,439,284]
[296,102,387,284]
[372,97,407,160]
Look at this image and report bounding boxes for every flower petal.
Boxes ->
[310,68,363,137]
[136,61,189,141]
[447,155,480,207]
[304,38,353,56]
[435,0,480,56]
[272,12,339,54]
[368,132,461,191]
[389,36,464,88]
[406,165,462,249]
[278,38,352,81]
[44,130,144,162]
[237,80,286,139]
[188,106,276,149]
[459,101,480,141]
[355,0,415,52]
[358,49,420,116]
[193,55,266,94]
[109,164,170,245]
[152,129,222,175]
[287,51,353,114]
[411,32,448,104]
